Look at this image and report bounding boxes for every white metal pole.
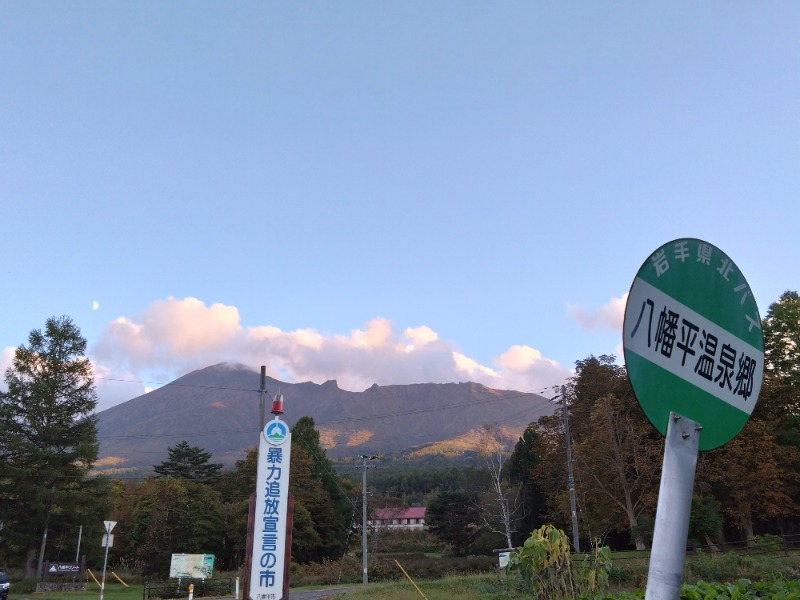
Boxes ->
[645,412,701,600]
[99,542,109,600]
[75,525,83,563]
[361,456,368,584]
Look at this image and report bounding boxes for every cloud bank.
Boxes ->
[567,293,627,331]
[90,296,572,410]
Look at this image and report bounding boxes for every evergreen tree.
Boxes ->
[215,446,257,571]
[289,444,342,562]
[154,441,223,482]
[291,417,352,559]
[507,425,548,545]
[128,477,224,576]
[0,316,104,578]
[426,489,481,554]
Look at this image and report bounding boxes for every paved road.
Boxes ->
[287,587,357,599]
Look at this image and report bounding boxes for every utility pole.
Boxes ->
[561,385,580,553]
[358,455,377,584]
[259,366,266,430]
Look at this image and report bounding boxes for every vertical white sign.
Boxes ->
[249,417,292,600]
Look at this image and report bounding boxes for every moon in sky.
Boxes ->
[92,301,99,311]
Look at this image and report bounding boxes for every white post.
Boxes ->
[188,583,194,600]
[361,457,368,584]
[235,577,239,600]
[99,542,109,600]
[645,412,701,600]
[99,521,116,600]
[75,525,83,563]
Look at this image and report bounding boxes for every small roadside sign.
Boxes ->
[623,238,764,450]
[104,520,117,533]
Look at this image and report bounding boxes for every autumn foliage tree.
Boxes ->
[697,291,800,540]
[526,356,662,550]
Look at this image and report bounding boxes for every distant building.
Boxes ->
[369,506,426,530]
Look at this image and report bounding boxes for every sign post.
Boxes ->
[623,238,763,600]
[99,521,116,600]
[248,415,292,600]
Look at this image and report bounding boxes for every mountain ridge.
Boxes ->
[95,362,559,474]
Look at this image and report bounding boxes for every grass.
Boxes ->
[328,574,528,600]
[10,582,144,600]
[11,549,800,600]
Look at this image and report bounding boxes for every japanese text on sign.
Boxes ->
[258,447,283,591]
[249,418,291,600]
[647,239,760,334]
[625,278,762,413]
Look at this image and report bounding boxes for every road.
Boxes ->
[287,587,357,599]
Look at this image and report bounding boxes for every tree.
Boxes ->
[762,291,800,390]
[476,425,521,549]
[0,316,105,578]
[215,446,257,571]
[128,477,224,576]
[533,356,662,550]
[288,444,340,562]
[693,291,800,541]
[154,441,223,482]
[426,489,481,554]
[507,425,548,545]
[291,417,352,559]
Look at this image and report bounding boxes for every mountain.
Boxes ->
[94,362,559,475]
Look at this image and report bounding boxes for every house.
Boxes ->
[369,506,426,530]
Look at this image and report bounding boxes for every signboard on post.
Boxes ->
[623,237,764,450]
[623,238,764,600]
[47,562,81,574]
[248,417,292,600]
[170,554,215,579]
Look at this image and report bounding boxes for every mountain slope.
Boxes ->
[95,362,559,473]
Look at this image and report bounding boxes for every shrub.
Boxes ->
[505,525,612,599]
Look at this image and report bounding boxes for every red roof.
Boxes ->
[374,506,426,520]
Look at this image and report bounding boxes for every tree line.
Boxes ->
[418,291,800,553]
[0,290,797,574]
[0,316,354,577]
[363,291,800,555]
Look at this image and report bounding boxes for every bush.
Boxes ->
[505,525,613,599]
[684,549,724,582]
[289,553,497,587]
[370,528,446,554]
[9,577,38,594]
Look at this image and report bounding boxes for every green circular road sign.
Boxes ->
[623,238,764,450]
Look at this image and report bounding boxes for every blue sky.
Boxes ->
[2,2,798,412]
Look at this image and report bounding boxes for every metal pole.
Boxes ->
[645,412,701,600]
[75,525,82,563]
[99,541,110,600]
[562,386,580,553]
[361,456,369,584]
[259,366,266,430]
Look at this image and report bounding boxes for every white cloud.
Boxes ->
[0,347,14,391]
[90,296,572,409]
[567,293,628,331]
